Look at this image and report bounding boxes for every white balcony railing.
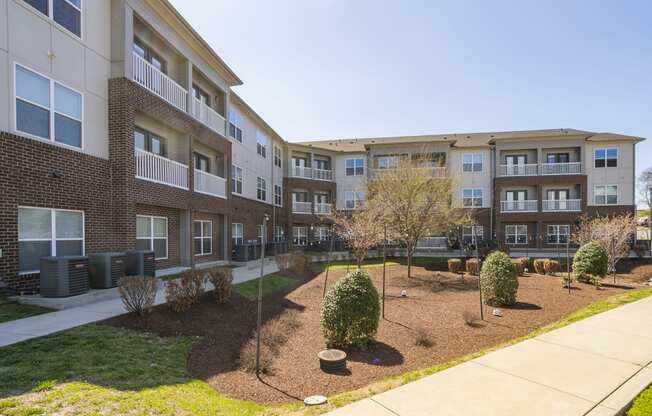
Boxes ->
[133,52,187,112]
[540,162,582,175]
[500,200,538,212]
[314,203,332,215]
[191,98,226,136]
[313,168,333,181]
[194,169,226,199]
[499,164,539,177]
[292,166,313,179]
[292,202,313,214]
[135,148,189,190]
[542,199,581,212]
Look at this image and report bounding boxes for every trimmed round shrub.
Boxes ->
[448,258,462,273]
[533,258,548,275]
[573,241,608,283]
[480,251,519,306]
[511,259,525,276]
[544,259,560,276]
[466,258,480,276]
[320,270,380,348]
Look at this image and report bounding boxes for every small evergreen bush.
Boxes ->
[447,258,462,273]
[480,251,519,306]
[320,270,380,348]
[573,241,608,283]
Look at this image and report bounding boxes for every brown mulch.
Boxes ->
[104,264,648,405]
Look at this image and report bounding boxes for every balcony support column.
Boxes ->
[181,59,193,114]
[110,1,134,79]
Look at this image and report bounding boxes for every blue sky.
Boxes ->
[170,0,651,177]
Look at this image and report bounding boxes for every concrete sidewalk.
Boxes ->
[326,296,652,416]
[0,262,278,348]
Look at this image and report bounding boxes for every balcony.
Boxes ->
[133,53,188,112]
[293,202,313,214]
[135,148,189,190]
[194,169,227,199]
[314,169,333,181]
[500,200,538,213]
[191,98,226,136]
[542,199,581,212]
[419,167,447,177]
[314,203,332,215]
[291,166,334,181]
[498,162,582,177]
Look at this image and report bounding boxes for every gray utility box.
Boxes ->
[89,252,127,289]
[40,256,90,298]
[124,250,156,277]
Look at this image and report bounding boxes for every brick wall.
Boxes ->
[193,211,224,264]
[135,204,181,271]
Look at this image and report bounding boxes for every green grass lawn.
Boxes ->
[0,300,53,324]
[628,383,652,415]
[233,274,298,300]
[312,256,453,272]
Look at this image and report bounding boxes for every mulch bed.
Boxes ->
[104,264,647,405]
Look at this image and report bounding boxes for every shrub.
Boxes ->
[414,326,433,347]
[480,251,519,306]
[517,257,530,272]
[320,270,380,348]
[447,258,462,273]
[166,270,205,313]
[118,276,158,316]
[465,258,480,276]
[562,273,574,289]
[511,259,525,276]
[589,274,602,289]
[239,338,275,374]
[206,267,233,304]
[544,259,560,276]
[533,258,548,275]
[573,241,608,283]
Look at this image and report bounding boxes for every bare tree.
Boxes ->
[366,156,470,278]
[573,214,637,280]
[330,206,383,269]
[636,167,652,213]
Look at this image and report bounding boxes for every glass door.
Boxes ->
[506,155,527,175]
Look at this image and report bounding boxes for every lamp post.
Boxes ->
[255,214,270,377]
[473,225,483,320]
[382,223,387,319]
[566,233,571,294]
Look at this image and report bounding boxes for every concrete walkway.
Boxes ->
[326,296,652,416]
[0,261,278,348]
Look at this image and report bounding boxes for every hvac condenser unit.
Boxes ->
[124,250,156,277]
[40,256,90,298]
[89,252,126,289]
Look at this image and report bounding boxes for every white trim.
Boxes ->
[193,220,213,256]
[461,188,483,208]
[20,0,83,40]
[461,152,483,173]
[274,184,283,207]
[593,184,619,206]
[505,224,528,245]
[593,147,619,169]
[136,215,169,260]
[231,164,243,195]
[231,222,243,245]
[345,158,365,176]
[256,176,266,201]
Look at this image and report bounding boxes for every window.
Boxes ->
[314,226,331,241]
[228,109,243,142]
[376,155,399,169]
[274,146,282,168]
[193,220,212,256]
[547,153,569,164]
[133,38,166,73]
[547,225,570,244]
[462,189,483,207]
[274,226,285,242]
[136,215,168,260]
[293,226,308,246]
[256,177,266,201]
[505,225,527,245]
[594,185,618,205]
[274,185,283,206]
[24,0,81,37]
[134,128,166,157]
[344,191,365,209]
[231,165,243,194]
[194,153,210,172]
[15,64,82,148]
[462,153,483,172]
[594,148,618,168]
[18,207,84,273]
[314,159,330,170]
[232,223,243,246]
[462,226,484,242]
[256,130,267,158]
[192,85,210,106]
[346,158,364,176]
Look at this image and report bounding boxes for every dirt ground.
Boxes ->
[106,263,648,405]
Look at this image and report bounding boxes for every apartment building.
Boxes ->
[0,0,643,293]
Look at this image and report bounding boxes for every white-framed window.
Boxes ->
[314,226,331,241]
[462,225,484,242]
[274,226,285,242]
[344,191,365,209]
[547,225,570,244]
[505,224,527,245]
[345,158,364,176]
[231,165,243,195]
[23,0,82,38]
[274,184,283,206]
[376,155,399,169]
[193,220,212,256]
[136,215,168,260]
[18,207,84,273]
[135,127,166,157]
[228,109,243,142]
[256,130,267,158]
[462,153,483,172]
[15,63,83,149]
[462,188,483,207]
[256,177,266,201]
[232,223,243,246]
[594,185,618,205]
[293,226,308,246]
[274,146,282,168]
[594,148,618,168]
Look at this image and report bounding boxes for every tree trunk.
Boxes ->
[407,245,414,278]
